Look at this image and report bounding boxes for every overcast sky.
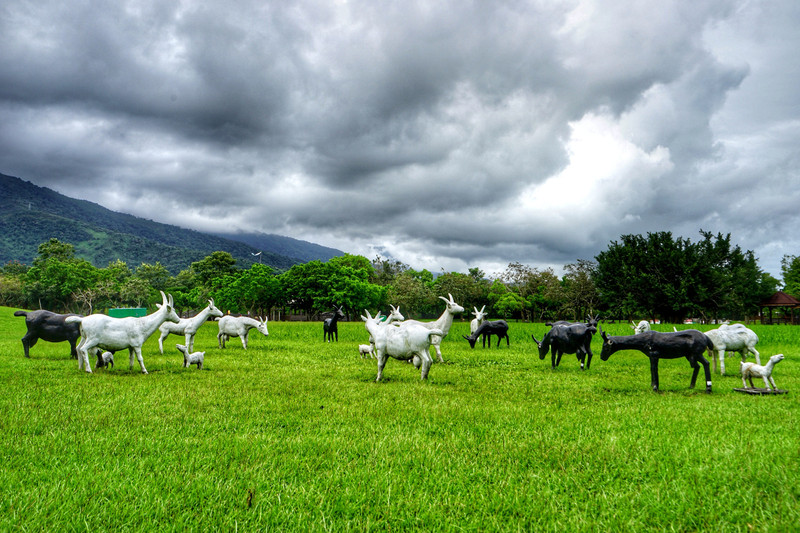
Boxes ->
[1,1,798,279]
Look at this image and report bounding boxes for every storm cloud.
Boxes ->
[1,0,798,277]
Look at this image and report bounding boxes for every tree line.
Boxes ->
[0,232,790,323]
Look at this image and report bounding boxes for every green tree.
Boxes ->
[191,251,238,289]
[781,255,800,298]
[135,262,171,291]
[494,292,525,319]
[561,260,599,321]
[120,277,152,308]
[386,271,436,318]
[33,238,75,265]
[214,264,284,316]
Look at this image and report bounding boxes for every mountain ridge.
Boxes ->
[0,172,344,273]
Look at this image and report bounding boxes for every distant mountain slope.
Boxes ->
[214,231,342,263]
[0,172,342,273]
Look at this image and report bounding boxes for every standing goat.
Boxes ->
[631,320,651,334]
[216,315,269,349]
[362,310,443,381]
[398,294,463,362]
[157,299,223,354]
[176,343,205,370]
[704,323,760,375]
[470,305,487,335]
[14,309,82,359]
[599,326,713,393]
[66,291,180,374]
[741,354,784,390]
[323,306,345,342]
[532,323,596,370]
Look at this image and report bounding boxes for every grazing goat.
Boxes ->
[14,309,82,359]
[704,323,760,375]
[532,323,597,370]
[95,351,114,369]
[463,320,510,348]
[599,326,713,392]
[470,305,487,335]
[176,343,205,370]
[741,354,784,390]
[66,291,180,374]
[158,299,223,354]
[362,310,443,381]
[398,294,464,362]
[216,315,269,349]
[547,314,600,329]
[631,320,651,335]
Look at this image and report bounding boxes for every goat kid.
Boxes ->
[741,354,784,390]
[95,351,114,369]
[358,344,375,359]
[176,343,205,370]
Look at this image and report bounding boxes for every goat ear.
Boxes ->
[156,303,162,309]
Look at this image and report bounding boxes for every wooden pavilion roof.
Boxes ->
[759,291,800,307]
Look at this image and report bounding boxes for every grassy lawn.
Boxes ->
[1,307,798,531]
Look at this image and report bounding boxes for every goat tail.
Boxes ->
[13,310,27,317]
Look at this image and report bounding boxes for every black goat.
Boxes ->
[463,320,509,348]
[14,309,82,359]
[323,306,345,342]
[599,326,713,393]
[532,323,597,370]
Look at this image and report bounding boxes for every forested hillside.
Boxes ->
[0,173,342,273]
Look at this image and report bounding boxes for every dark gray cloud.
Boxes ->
[1,0,798,278]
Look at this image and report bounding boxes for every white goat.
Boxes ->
[395,294,464,363]
[704,323,760,375]
[358,344,374,359]
[176,343,205,370]
[470,305,487,335]
[216,315,269,349]
[158,299,223,354]
[66,291,180,374]
[741,354,784,390]
[362,310,443,381]
[631,320,651,334]
[95,351,114,369]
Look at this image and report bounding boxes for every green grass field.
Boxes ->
[1,307,798,531]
